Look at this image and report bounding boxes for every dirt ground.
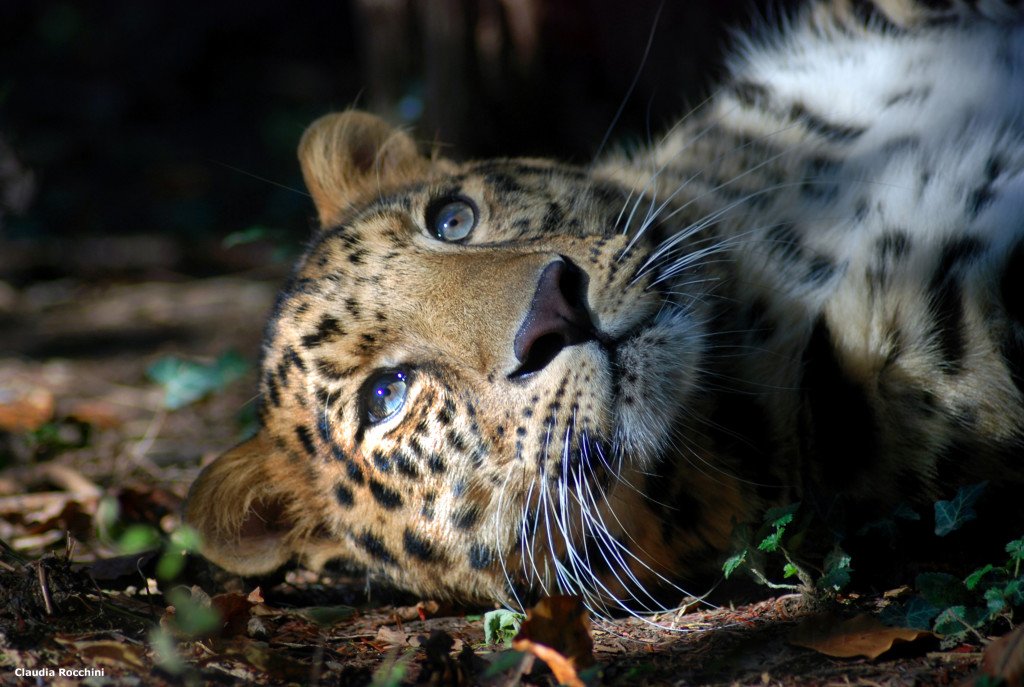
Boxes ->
[0,237,1016,687]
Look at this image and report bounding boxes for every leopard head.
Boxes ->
[185,111,755,611]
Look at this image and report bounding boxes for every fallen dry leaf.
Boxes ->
[210,587,265,638]
[512,595,594,687]
[789,613,933,660]
[375,624,409,647]
[0,385,53,431]
[981,624,1024,687]
[66,399,126,429]
[55,637,147,672]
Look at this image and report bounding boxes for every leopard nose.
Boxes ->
[510,258,595,378]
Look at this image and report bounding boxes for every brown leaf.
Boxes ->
[981,624,1024,687]
[789,613,933,659]
[56,638,147,672]
[0,385,53,431]
[375,624,409,647]
[511,595,594,687]
[211,590,260,638]
[66,399,126,429]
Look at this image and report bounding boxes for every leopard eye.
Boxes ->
[429,197,477,242]
[364,370,408,424]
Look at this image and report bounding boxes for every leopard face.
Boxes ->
[186,112,751,608]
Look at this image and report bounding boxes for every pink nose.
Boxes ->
[512,259,595,377]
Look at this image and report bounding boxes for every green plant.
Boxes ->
[95,496,201,583]
[881,536,1022,644]
[483,609,525,646]
[147,351,248,410]
[723,503,851,594]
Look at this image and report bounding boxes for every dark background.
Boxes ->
[0,1,787,284]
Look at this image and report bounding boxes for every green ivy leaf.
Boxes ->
[758,530,783,553]
[983,586,1007,615]
[879,596,940,630]
[964,564,996,591]
[117,524,161,554]
[722,551,747,579]
[1006,538,1024,564]
[167,589,220,638]
[932,605,988,637]
[156,551,185,581]
[783,563,800,579]
[818,546,852,591]
[916,572,969,607]
[934,481,988,536]
[147,351,249,410]
[763,503,800,529]
[483,609,525,646]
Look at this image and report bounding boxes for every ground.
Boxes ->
[0,236,1016,686]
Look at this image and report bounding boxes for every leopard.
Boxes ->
[186,0,1024,616]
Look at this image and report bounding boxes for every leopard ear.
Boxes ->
[185,431,301,575]
[298,110,431,227]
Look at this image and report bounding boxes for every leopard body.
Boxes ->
[187,0,1024,614]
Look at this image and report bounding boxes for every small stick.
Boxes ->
[37,561,55,615]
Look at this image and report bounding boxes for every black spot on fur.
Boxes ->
[356,531,395,565]
[541,202,565,233]
[869,230,912,290]
[848,0,905,33]
[316,412,331,444]
[347,461,364,484]
[369,479,403,509]
[802,317,878,491]
[403,528,436,562]
[486,172,525,196]
[446,430,468,453]
[372,451,391,473]
[393,451,420,478]
[790,101,866,142]
[438,399,455,426]
[427,454,446,474]
[264,372,282,407]
[880,136,921,155]
[731,80,770,107]
[469,543,493,570]
[801,156,840,202]
[804,256,838,285]
[301,315,344,349]
[334,483,354,507]
[876,230,911,262]
[853,198,870,222]
[452,505,481,530]
[884,86,932,107]
[929,236,984,374]
[967,155,1002,217]
[284,346,306,373]
[766,222,804,263]
[294,425,316,457]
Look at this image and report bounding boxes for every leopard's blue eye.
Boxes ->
[365,371,408,424]
[430,198,477,241]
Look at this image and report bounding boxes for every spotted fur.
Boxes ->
[187,0,1024,614]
